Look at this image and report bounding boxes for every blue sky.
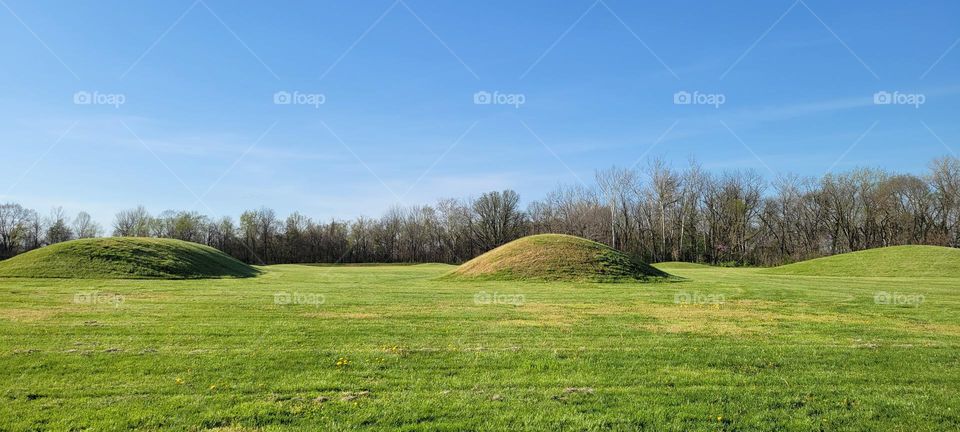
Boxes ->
[1,0,958,225]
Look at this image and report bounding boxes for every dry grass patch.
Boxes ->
[0,307,64,322]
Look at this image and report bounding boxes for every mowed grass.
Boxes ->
[653,261,715,270]
[1,264,959,430]
[0,238,259,279]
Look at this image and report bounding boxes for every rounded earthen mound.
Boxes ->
[763,245,960,277]
[442,234,670,282]
[0,237,259,279]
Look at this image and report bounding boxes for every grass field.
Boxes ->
[1,263,959,430]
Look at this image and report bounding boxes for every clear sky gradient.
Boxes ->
[1,0,958,225]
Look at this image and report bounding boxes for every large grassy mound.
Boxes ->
[442,234,670,282]
[0,237,259,279]
[763,245,960,277]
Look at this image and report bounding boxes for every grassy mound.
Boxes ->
[0,237,259,279]
[442,234,670,282]
[653,261,713,270]
[763,245,960,277]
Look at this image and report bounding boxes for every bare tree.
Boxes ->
[595,166,638,249]
[113,205,152,237]
[646,159,681,261]
[470,190,526,251]
[0,203,30,259]
[929,156,960,246]
[73,211,102,239]
[45,207,73,244]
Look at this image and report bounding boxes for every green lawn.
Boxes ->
[1,264,958,431]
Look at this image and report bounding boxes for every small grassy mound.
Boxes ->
[442,234,670,282]
[0,237,259,279]
[763,245,960,277]
[653,261,713,270]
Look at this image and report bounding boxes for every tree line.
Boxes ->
[2,155,958,266]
